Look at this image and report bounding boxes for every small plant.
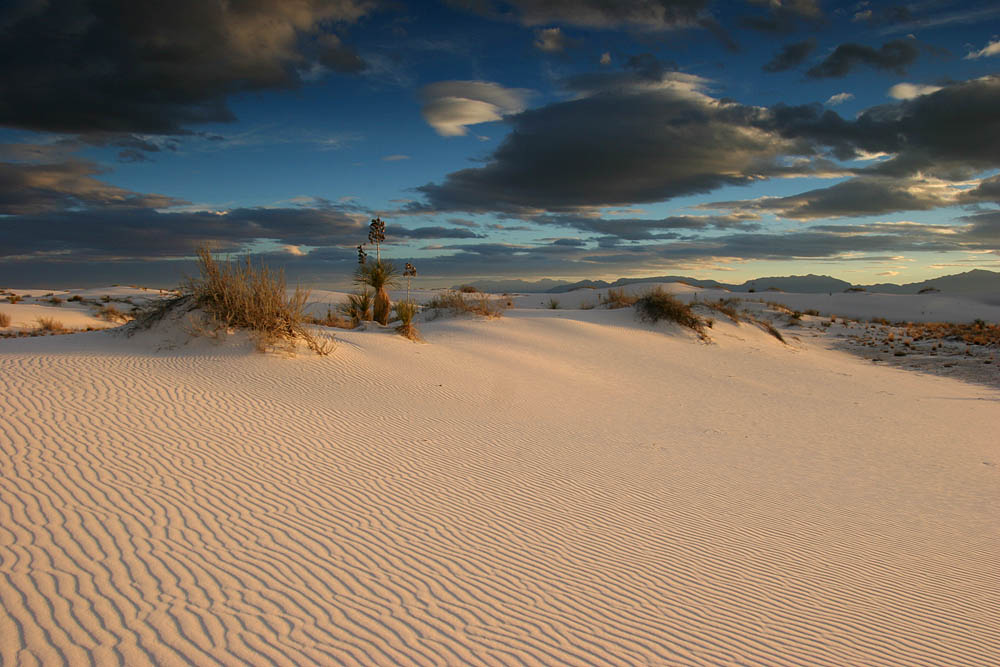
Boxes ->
[404,262,417,302]
[635,287,709,339]
[338,291,373,326]
[7,294,22,304]
[36,317,65,332]
[393,301,421,341]
[0,312,10,327]
[48,296,64,305]
[368,217,386,261]
[548,298,560,309]
[425,290,507,318]
[67,295,84,302]
[599,288,638,309]
[458,285,480,293]
[844,287,866,293]
[805,309,820,316]
[580,302,594,310]
[98,304,129,323]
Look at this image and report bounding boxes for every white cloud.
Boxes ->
[825,92,854,106]
[600,52,611,65]
[887,82,942,100]
[381,154,411,161]
[964,38,1000,59]
[419,81,531,137]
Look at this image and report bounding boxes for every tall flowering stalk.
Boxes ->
[404,262,417,303]
[368,218,385,263]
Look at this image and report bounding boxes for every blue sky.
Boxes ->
[2,0,999,288]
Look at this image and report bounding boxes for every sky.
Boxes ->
[1,0,1000,289]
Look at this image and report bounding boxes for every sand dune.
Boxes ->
[2,296,999,665]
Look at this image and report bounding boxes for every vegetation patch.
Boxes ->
[425,290,508,319]
[635,287,710,339]
[599,288,638,309]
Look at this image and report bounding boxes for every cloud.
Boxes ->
[530,213,762,239]
[806,39,919,78]
[419,80,531,136]
[600,52,612,65]
[887,82,942,99]
[762,39,817,72]
[451,0,709,30]
[825,92,854,106]
[704,176,965,220]
[414,68,819,213]
[740,0,823,32]
[965,38,1000,59]
[533,27,575,52]
[382,154,411,161]
[0,159,182,215]
[0,0,372,135]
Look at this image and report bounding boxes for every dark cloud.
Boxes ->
[806,39,919,78]
[705,177,957,220]
[740,0,823,33]
[763,76,1000,177]
[763,39,817,73]
[532,27,577,52]
[413,73,814,213]
[393,226,485,239]
[0,0,371,135]
[531,213,762,239]
[0,159,182,214]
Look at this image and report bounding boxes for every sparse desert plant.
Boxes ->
[703,298,741,322]
[306,306,353,329]
[48,296,64,305]
[599,288,638,309]
[635,287,709,338]
[458,284,480,293]
[67,295,84,302]
[355,260,398,325]
[36,317,65,332]
[182,246,331,355]
[548,298,560,309]
[580,301,594,310]
[7,294,22,304]
[425,290,507,318]
[98,304,129,323]
[338,291,373,326]
[393,301,421,340]
[805,309,820,316]
[0,312,10,327]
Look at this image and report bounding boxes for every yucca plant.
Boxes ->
[354,260,398,325]
[339,290,373,326]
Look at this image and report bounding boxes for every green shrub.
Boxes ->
[355,260,397,325]
[338,291,373,326]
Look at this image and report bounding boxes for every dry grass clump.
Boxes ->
[7,294,22,304]
[702,298,742,323]
[599,287,638,309]
[458,284,480,293]
[306,306,355,329]
[36,317,66,332]
[902,320,1000,347]
[182,247,331,355]
[548,298,560,309]
[97,304,130,323]
[67,295,84,302]
[393,301,421,341]
[425,290,507,318]
[635,287,710,339]
[0,312,10,328]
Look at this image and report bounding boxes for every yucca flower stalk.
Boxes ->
[404,262,417,303]
[368,217,385,263]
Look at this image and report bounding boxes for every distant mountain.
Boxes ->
[461,269,1000,296]
[860,269,1000,295]
[733,274,852,293]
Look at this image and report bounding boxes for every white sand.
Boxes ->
[1,287,999,665]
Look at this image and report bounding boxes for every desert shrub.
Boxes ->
[805,309,820,316]
[393,301,421,340]
[48,296,64,305]
[7,294,22,304]
[355,260,397,325]
[67,295,84,302]
[703,298,741,322]
[0,312,10,327]
[580,302,594,310]
[98,304,129,323]
[338,291,373,326]
[844,287,866,293]
[599,288,638,309]
[36,317,65,332]
[182,247,331,355]
[458,284,480,293]
[635,287,709,338]
[548,298,560,309]
[306,306,354,329]
[425,290,507,318]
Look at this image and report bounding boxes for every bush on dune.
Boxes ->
[393,301,421,341]
[635,287,710,339]
[180,247,331,355]
[355,260,397,325]
[599,288,638,309]
[0,312,10,327]
[424,290,508,319]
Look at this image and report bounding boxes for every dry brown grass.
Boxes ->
[7,294,22,304]
[425,290,507,318]
[393,301,421,341]
[458,284,480,293]
[36,317,66,332]
[97,304,129,323]
[599,288,638,309]
[901,320,1000,347]
[306,306,355,329]
[0,312,10,328]
[635,287,710,339]
[182,247,332,355]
